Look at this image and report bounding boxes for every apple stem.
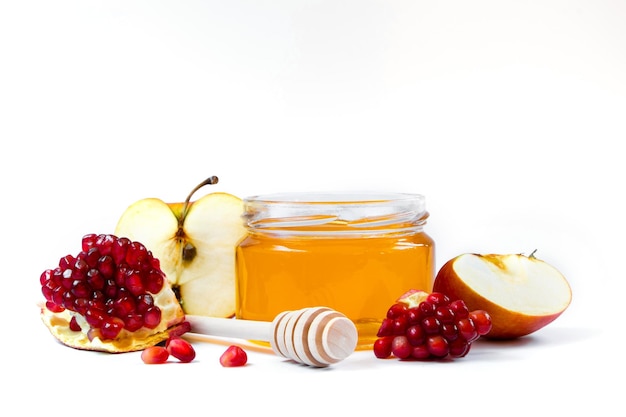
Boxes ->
[529,249,538,259]
[177,176,219,232]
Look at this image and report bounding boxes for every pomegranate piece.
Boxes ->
[141,346,170,364]
[220,345,248,367]
[373,290,492,361]
[166,337,196,363]
[39,233,187,353]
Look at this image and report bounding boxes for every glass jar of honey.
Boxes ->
[235,192,435,350]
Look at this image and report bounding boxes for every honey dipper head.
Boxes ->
[271,307,358,367]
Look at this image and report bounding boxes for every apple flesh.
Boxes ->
[114,177,246,318]
[432,252,572,339]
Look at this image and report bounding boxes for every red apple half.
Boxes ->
[433,252,572,339]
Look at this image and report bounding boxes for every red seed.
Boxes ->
[69,316,81,331]
[391,336,412,359]
[141,346,169,364]
[469,310,493,336]
[166,337,196,363]
[373,337,393,359]
[220,345,248,367]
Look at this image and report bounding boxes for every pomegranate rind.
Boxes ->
[41,307,188,352]
[40,285,187,353]
[396,289,430,308]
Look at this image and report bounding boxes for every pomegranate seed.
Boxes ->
[406,307,421,324]
[69,316,82,331]
[141,346,169,364]
[457,318,479,342]
[426,335,449,357]
[441,323,459,342]
[125,271,144,296]
[392,316,409,335]
[373,337,393,358]
[87,269,105,290]
[406,325,425,346]
[220,345,248,367]
[426,292,450,307]
[449,338,470,357]
[469,310,493,336]
[111,237,130,264]
[435,306,455,324]
[46,301,64,313]
[98,256,115,279]
[143,307,162,329]
[374,290,492,361]
[84,248,100,268]
[386,303,408,319]
[166,337,196,363]
[144,270,164,294]
[82,234,98,252]
[124,313,144,332]
[100,316,124,339]
[411,344,430,359]
[449,299,469,319]
[421,316,441,334]
[376,318,394,337]
[391,336,412,359]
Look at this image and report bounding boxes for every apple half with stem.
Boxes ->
[114,176,246,318]
[432,251,572,339]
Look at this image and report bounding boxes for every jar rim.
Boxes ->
[242,192,428,234]
[244,192,425,205]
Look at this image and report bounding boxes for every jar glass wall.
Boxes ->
[235,192,435,350]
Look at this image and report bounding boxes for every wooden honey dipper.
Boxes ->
[185,306,358,367]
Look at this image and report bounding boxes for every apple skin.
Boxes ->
[433,253,572,339]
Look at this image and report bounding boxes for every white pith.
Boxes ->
[453,254,571,315]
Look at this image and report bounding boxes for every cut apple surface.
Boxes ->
[433,252,572,339]
[114,177,246,318]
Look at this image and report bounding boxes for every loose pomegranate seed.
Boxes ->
[166,337,196,363]
[141,346,169,364]
[220,345,248,367]
[374,290,492,361]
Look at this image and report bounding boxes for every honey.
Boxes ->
[235,192,435,350]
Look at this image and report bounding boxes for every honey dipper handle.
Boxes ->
[185,315,273,342]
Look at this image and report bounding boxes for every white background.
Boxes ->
[2,1,624,416]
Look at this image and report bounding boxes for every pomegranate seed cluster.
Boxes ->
[40,233,166,341]
[374,291,492,360]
